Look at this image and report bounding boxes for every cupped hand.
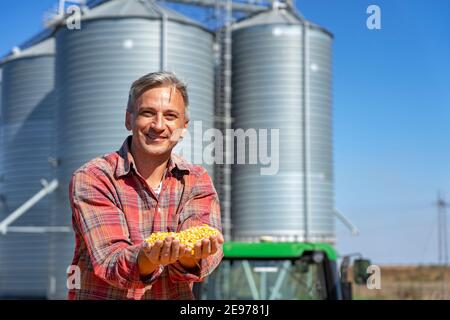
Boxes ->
[142,236,192,266]
[190,232,224,260]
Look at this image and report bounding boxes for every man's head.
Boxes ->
[125,71,189,158]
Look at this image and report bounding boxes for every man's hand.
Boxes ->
[142,236,192,266]
[138,232,224,275]
[138,236,190,276]
[192,233,224,259]
[178,233,224,269]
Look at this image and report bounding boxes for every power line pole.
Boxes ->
[436,191,449,266]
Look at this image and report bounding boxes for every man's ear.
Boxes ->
[181,120,189,137]
[125,111,132,131]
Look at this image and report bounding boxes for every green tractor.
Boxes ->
[196,242,371,300]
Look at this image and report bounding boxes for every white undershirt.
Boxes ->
[153,168,167,196]
[154,181,163,196]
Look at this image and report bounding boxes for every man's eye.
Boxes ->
[165,114,177,120]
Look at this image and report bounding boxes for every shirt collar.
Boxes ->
[115,136,190,179]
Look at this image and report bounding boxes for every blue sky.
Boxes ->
[297,0,450,265]
[1,0,449,265]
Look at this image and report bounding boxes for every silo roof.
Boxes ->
[0,37,54,66]
[79,0,203,27]
[232,7,333,38]
[233,7,302,29]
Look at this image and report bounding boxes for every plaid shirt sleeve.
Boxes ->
[168,169,224,282]
[69,169,163,290]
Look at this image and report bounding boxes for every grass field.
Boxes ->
[350,265,450,300]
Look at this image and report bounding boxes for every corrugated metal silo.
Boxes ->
[0,69,3,222]
[0,68,3,215]
[231,6,335,243]
[50,0,215,298]
[0,38,56,298]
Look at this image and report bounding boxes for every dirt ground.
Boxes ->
[350,265,450,300]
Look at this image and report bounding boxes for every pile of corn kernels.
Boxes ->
[145,224,219,254]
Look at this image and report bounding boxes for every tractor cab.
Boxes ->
[197,242,370,300]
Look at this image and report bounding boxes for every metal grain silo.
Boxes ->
[0,69,4,223]
[50,0,215,298]
[0,69,3,216]
[231,5,335,243]
[0,38,56,298]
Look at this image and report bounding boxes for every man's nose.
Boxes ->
[151,113,165,130]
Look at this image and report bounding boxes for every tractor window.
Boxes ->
[199,258,327,300]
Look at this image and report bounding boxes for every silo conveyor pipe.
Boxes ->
[0,179,70,235]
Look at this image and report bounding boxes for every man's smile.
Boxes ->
[145,132,169,142]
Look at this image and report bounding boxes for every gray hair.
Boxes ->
[127,71,189,119]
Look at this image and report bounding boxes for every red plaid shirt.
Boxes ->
[68,136,223,300]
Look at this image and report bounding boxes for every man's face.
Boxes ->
[125,85,188,158]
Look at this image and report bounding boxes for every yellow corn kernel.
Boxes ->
[145,224,219,254]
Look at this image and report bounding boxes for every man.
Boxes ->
[68,71,224,299]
